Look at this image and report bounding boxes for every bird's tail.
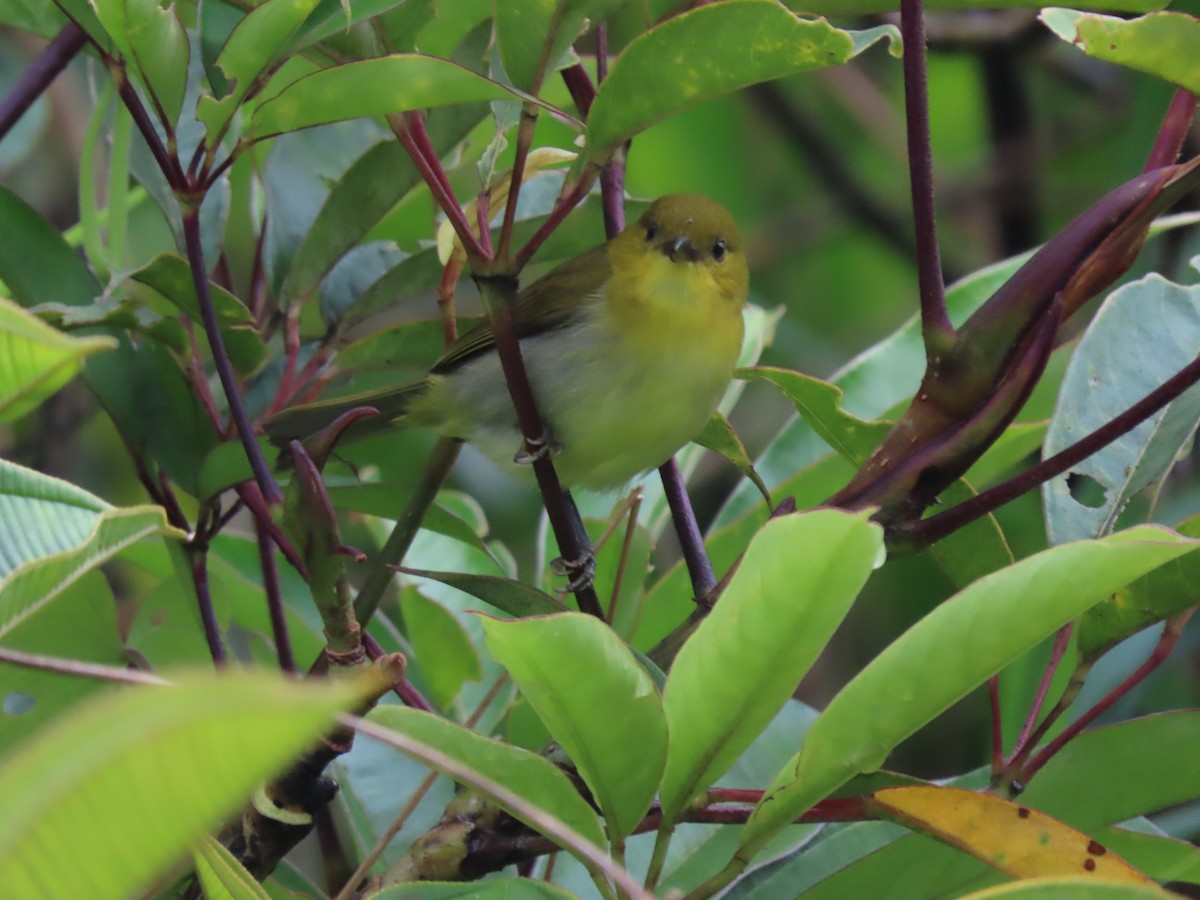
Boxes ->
[263,380,426,446]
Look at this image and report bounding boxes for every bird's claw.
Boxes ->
[551,553,597,593]
[514,430,559,465]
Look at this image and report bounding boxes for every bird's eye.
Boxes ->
[645,222,658,242]
[712,238,726,261]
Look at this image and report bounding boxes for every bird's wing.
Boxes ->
[431,243,612,374]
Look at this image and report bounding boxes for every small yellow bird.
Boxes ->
[266,194,748,490]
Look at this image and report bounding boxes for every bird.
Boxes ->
[265,194,749,491]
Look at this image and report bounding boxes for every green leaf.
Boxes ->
[586,3,897,154]
[1041,9,1200,94]
[128,254,266,376]
[480,612,667,840]
[197,0,324,146]
[1078,514,1200,661]
[798,0,1166,12]
[400,586,482,708]
[193,834,272,900]
[0,571,123,756]
[1044,274,1200,544]
[0,671,367,899]
[0,462,184,751]
[955,879,1172,900]
[281,140,422,311]
[926,481,1014,590]
[367,706,606,849]
[0,296,116,422]
[0,186,101,308]
[336,317,464,374]
[495,0,633,93]
[739,525,1198,860]
[695,412,771,505]
[399,567,569,617]
[739,367,892,466]
[249,55,519,138]
[91,0,189,125]
[659,509,883,824]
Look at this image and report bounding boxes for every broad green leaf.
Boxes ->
[633,453,858,654]
[871,786,1154,885]
[1096,825,1200,885]
[399,567,569,617]
[128,253,266,376]
[798,0,1166,12]
[659,509,882,824]
[400,586,482,708]
[193,834,272,900]
[1078,514,1200,661]
[329,317,454,374]
[0,185,101,308]
[249,55,519,138]
[695,412,771,505]
[0,458,181,595]
[495,0,632,93]
[0,571,123,755]
[367,705,606,849]
[1022,711,1200,832]
[1044,275,1200,544]
[123,338,221,496]
[91,0,189,125]
[368,879,580,899]
[1041,9,1200,94]
[0,0,67,35]
[740,525,1197,860]
[738,367,892,466]
[926,481,1015,590]
[586,4,897,154]
[0,671,367,899]
[0,461,184,752]
[480,612,667,840]
[281,140,421,311]
[958,879,1170,900]
[197,0,324,145]
[0,296,115,422]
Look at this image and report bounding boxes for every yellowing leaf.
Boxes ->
[872,786,1155,885]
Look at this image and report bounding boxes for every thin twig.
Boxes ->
[659,459,717,599]
[0,646,167,686]
[389,113,489,261]
[187,536,227,664]
[112,62,183,186]
[182,206,281,504]
[256,516,296,673]
[1018,608,1196,784]
[1010,622,1073,758]
[900,0,955,354]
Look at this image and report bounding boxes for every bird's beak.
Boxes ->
[662,234,700,263]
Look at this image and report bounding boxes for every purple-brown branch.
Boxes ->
[901,0,955,354]
[0,23,87,141]
[182,206,281,504]
[897,345,1200,546]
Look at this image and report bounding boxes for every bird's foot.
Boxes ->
[551,552,597,593]
[514,429,560,466]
